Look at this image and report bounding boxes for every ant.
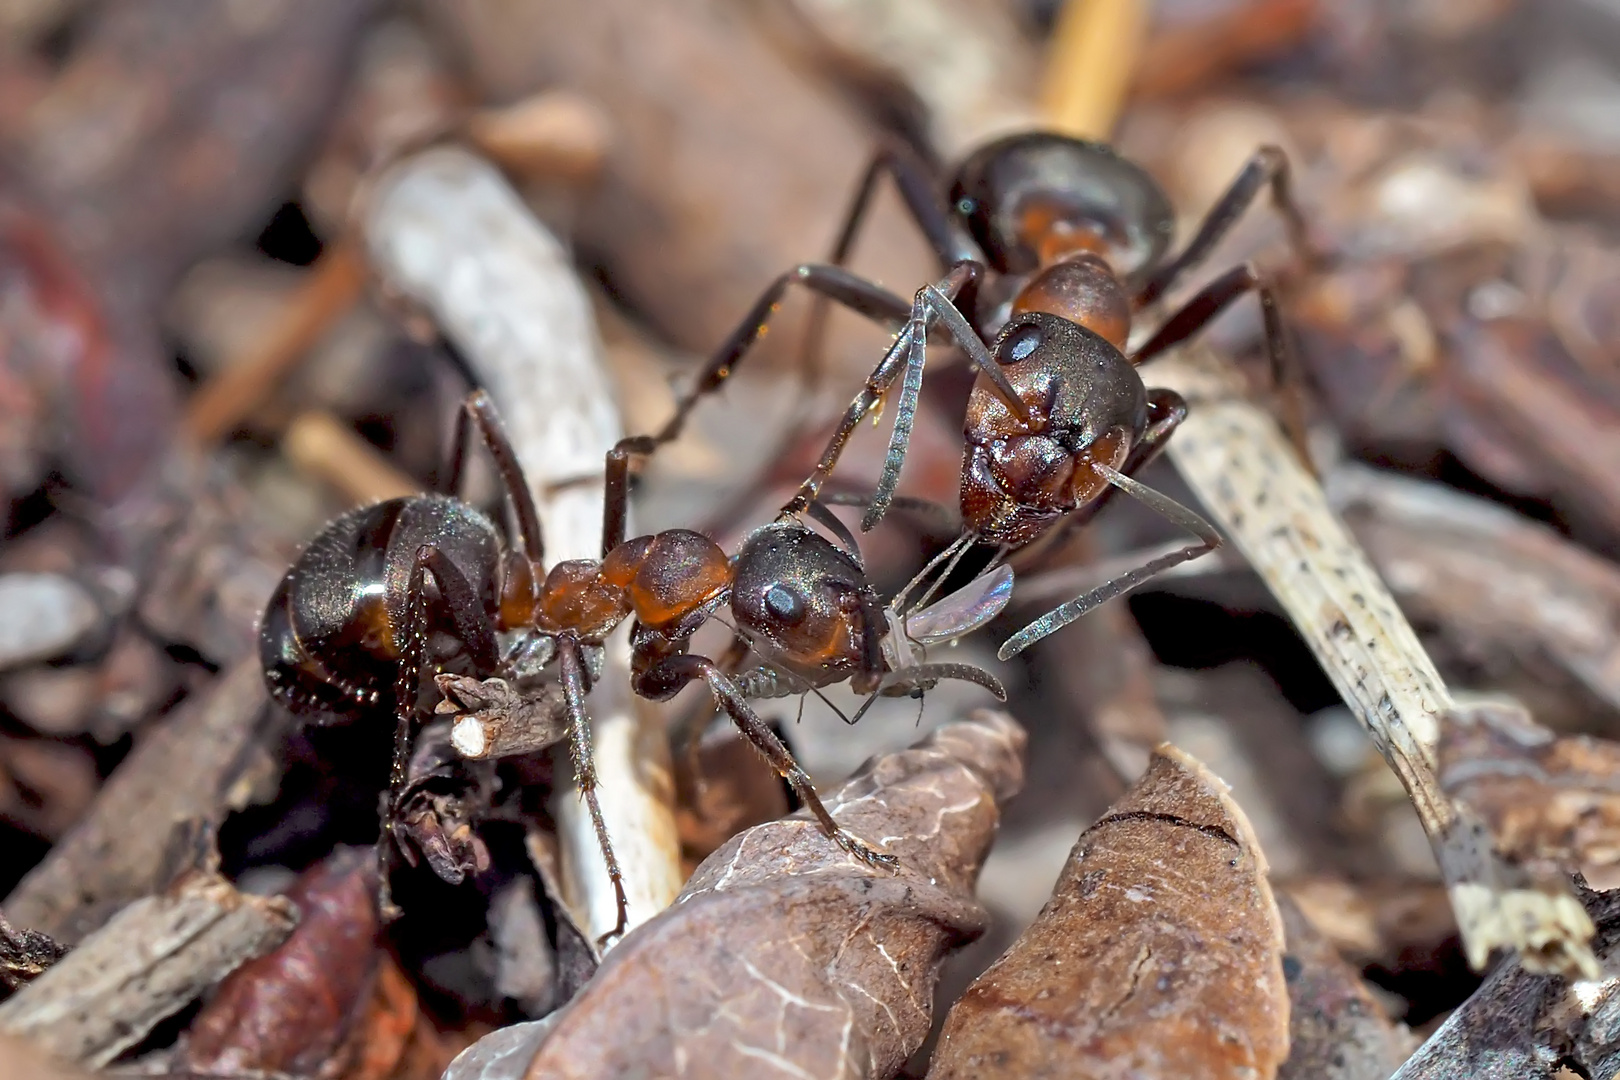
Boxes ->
[629,132,1316,661]
[260,390,1005,939]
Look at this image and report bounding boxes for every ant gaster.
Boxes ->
[624,132,1316,660]
[262,391,1004,938]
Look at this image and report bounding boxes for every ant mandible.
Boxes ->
[624,131,1318,660]
[261,391,1005,939]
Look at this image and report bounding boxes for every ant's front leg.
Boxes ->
[782,260,1029,523]
[600,265,918,552]
[640,649,899,871]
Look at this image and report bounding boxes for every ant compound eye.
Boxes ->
[999,323,1041,365]
[764,584,807,625]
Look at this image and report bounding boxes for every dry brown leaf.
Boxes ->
[928,744,1288,1080]
[183,847,382,1076]
[1439,699,1620,874]
[505,708,1025,1080]
[674,725,791,870]
[1277,894,1414,1080]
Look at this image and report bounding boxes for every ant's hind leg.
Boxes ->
[649,652,898,870]
[1136,145,1318,308]
[1130,264,1312,473]
[440,390,546,566]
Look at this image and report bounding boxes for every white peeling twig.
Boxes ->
[362,147,683,944]
[0,872,296,1067]
[1153,345,1596,977]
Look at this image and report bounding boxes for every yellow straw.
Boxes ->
[1040,0,1148,141]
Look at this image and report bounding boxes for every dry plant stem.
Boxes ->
[282,409,422,505]
[1041,0,1148,142]
[182,242,367,446]
[1147,347,1597,977]
[3,659,269,944]
[421,0,933,378]
[362,146,681,943]
[0,872,296,1067]
[1329,464,1620,719]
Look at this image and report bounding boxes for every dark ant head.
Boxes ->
[950,132,1174,286]
[959,313,1148,547]
[729,522,886,690]
[260,495,501,720]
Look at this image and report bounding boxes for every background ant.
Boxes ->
[623,131,1319,660]
[261,390,1005,938]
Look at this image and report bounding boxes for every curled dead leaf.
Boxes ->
[183,846,382,1076]
[487,708,1026,1080]
[928,744,1288,1080]
[1277,894,1414,1080]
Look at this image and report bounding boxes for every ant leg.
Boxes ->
[380,543,499,916]
[557,636,630,944]
[800,141,981,390]
[783,261,1025,521]
[438,396,472,497]
[389,545,500,797]
[648,652,898,870]
[1136,145,1317,309]
[996,464,1222,660]
[653,265,914,450]
[860,263,1031,532]
[441,391,546,566]
[828,140,979,271]
[601,265,917,551]
[1130,263,1312,472]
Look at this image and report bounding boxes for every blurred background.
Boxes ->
[5,0,1620,1062]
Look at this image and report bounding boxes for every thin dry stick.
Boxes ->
[281,409,421,505]
[362,147,682,945]
[1039,0,1596,976]
[1041,0,1150,143]
[182,241,367,446]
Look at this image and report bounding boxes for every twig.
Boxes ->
[1145,347,1597,976]
[0,871,296,1067]
[361,146,683,944]
[1041,0,1149,142]
[280,409,421,506]
[181,242,367,447]
[2,660,271,943]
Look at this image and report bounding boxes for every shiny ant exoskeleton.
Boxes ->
[261,390,1005,938]
[636,131,1318,660]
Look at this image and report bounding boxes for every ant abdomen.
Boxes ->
[260,495,501,721]
[950,132,1174,286]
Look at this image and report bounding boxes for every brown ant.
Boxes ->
[260,391,1005,939]
[634,132,1317,660]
